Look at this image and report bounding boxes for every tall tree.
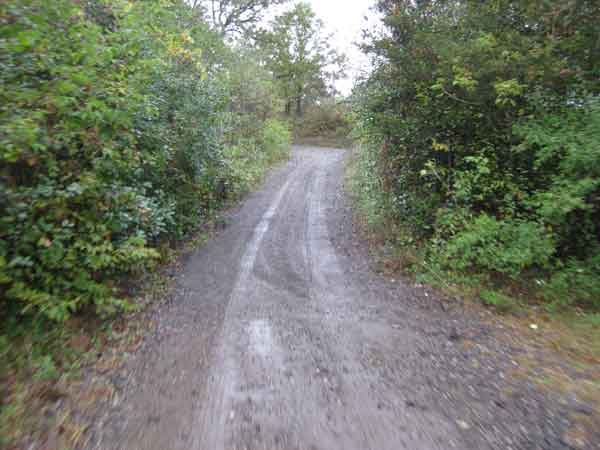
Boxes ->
[191,0,288,36]
[258,2,346,116]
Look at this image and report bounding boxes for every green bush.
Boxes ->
[0,0,168,321]
[352,0,600,310]
[480,290,519,313]
[441,215,555,278]
[223,119,290,195]
[262,119,291,163]
[348,141,390,230]
[515,98,600,260]
[295,102,351,136]
[0,0,288,322]
[544,255,600,310]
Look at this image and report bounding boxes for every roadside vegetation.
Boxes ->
[255,2,352,148]
[0,0,344,447]
[350,0,600,318]
[292,99,354,148]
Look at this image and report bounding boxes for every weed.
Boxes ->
[480,290,519,313]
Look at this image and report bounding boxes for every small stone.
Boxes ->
[562,427,587,449]
[494,399,506,409]
[573,402,594,416]
[529,324,539,330]
[456,420,470,430]
[449,327,461,341]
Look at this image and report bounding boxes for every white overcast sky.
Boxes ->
[194,1,378,94]
[305,0,376,95]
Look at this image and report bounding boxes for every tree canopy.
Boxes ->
[258,2,346,116]
[351,0,600,309]
[193,0,289,36]
[0,0,291,323]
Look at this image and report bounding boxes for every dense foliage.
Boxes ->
[352,0,600,309]
[258,2,346,117]
[0,0,290,323]
[292,99,353,148]
[194,0,290,36]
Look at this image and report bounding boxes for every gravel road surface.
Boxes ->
[89,147,596,450]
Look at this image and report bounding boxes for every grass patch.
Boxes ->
[479,290,520,313]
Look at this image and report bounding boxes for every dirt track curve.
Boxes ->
[88,147,597,450]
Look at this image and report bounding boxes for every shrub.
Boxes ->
[261,119,291,163]
[0,0,236,321]
[480,290,519,313]
[515,98,600,260]
[348,141,391,230]
[223,119,291,196]
[0,0,164,321]
[293,101,353,147]
[352,0,600,310]
[544,255,600,310]
[440,215,555,278]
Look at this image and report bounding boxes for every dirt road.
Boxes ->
[89,147,594,450]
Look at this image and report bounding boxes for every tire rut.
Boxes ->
[87,147,594,450]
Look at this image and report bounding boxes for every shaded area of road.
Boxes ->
[89,147,593,450]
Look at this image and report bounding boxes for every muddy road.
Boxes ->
[89,147,595,450]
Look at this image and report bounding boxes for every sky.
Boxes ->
[305,0,376,95]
